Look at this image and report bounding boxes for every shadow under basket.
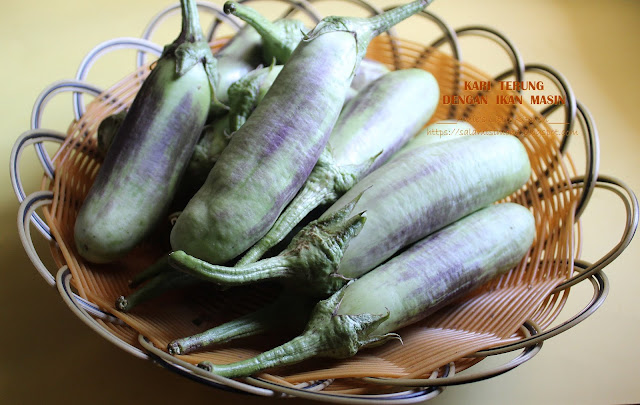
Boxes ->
[13,8,638,403]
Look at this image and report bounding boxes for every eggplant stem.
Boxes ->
[179,0,205,43]
[167,292,315,355]
[116,270,197,312]
[304,0,432,71]
[223,1,305,63]
[129,255,170,288]
[169,251,296,285]
[171,193,366,295]
[224,2,280,45]
[237,178,332,265]
[194,285,392,378]
[169,315,271,355]
[366,0,432,38]
[200,333,324,377]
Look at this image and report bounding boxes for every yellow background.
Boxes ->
[1,0,638,404]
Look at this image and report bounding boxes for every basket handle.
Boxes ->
[555,175,638,291]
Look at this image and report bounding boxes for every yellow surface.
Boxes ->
[1,0,638,404]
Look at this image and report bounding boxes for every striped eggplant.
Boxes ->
[237,68,439,265]
[194,202,535,376]
[351,58,390,91]
[169,0,433,266]
[388,119,475,160]
[74,0,218,263]
[170,134,531,296]
[181,61,285,192]
[97,64,284,201]
[168,292,317,355]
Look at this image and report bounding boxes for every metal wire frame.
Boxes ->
[10,0,638,402]
[29,81,103,180]
[138,333,445,403]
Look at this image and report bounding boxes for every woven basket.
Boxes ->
[11,0,638,402]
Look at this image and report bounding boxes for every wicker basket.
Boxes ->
[10,0,638,403]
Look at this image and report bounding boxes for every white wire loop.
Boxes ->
[57,268,148,359]
[11,130,66,239]
[29,80,103,175]
[74,37,163,119]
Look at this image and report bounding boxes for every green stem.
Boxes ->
[169,196,366,295]
[129,255,170,288]
[305,0,432,67]
[224,2,278,44]
[238,151,375,266]
[237,176,333,265]
[223,1,305,63]
[169,252,296,286]
[199,332,324,377]
[116,270,197,312]
[162,0,220,100]
[178,0,204,43]
[167,292,315,355]
[364,0,431,38]
[195,286,395,378]
[170,316,270,355]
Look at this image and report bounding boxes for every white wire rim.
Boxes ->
[17,191,57,284]
[29,80,103,176]
[139,334,443,403]
[11,130,66,238]
[18,193,121,321]
[138,335,281,397]
[245,377,442,404]
[57,267,148,359]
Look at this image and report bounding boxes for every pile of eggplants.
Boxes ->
[74,0,535,378]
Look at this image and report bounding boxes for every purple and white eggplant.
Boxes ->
[169,0,433,266]
[236,68,439,265]
[194,202,535,377]
[74,0,218,263]
[170,134,531,296]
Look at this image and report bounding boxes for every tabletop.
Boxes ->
[1,1,638,404]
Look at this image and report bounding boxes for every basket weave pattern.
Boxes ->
[41,34,579,393]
